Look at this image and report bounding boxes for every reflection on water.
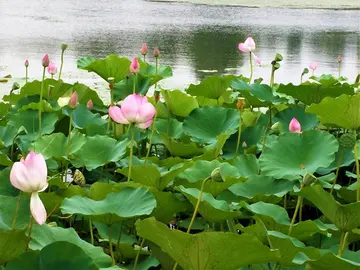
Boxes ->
[0,0,359,96]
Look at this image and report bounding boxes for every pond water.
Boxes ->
[0,0,360,98]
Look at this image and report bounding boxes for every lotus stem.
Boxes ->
[11,195,21,230]
[249,52,253,84]
[108,225,115,265]
[26,216,34,250]
[144,113,157,166]
[338,62,341,78]
[234,111,242,158]
[354,132,360,201]
[89,220,94,246]
[58,48,65,81]
[330,150,343,195]
[143,55,146,63]
[116,220,124,252]
[133,74,137,94]
[25,66,28,84]
[133,238,145,270]
[39,67,46,137]
[173,176,211,270]
[338,231,349,257]
[288,195,302,236]
[127,128,135,182]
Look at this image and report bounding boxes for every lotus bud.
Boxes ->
[153,47,160,58]
[275,53,283,62]
[302,173,317,187]
[47,61,57,76]
[302,68,309,76]
[271,121,281,133]
[130,58,140,74]
[68,91,78,108]
[141,43,149,56]
[154,91,160,103]
[25,59,29,67]
[242,141,247,148]
[42,54,50,68]
[338,55,342,63]
[12,82,20,91]
[210,167,223,182]
[236,98,246,110]
[87,99,94,109]
[289,117,301,133]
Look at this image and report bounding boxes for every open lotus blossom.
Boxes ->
[130,58,140,74]
[42,54,50,67]
[289,117,302,133]
[47,61,57,75]
[109,93,156,129]
[309,62,318,71]
[87,99,93,109]
[68,91,78,108]
[153,47,160,57]
[238,37,256,53]
[10,152,48,225]
[25,59,29,67]
[141,43,148,56]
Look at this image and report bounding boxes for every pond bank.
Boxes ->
[151,0,360,9]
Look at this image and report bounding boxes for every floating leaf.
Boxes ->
[186,75,235,99]
[273,106,318,132]
[161,90,199,117]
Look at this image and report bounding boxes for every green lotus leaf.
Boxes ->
[305,252,360,270]
[64,104,107,129]
[273,106,318,132]
[0,168,19,197]
[0,194,31,230]
[160,133,203,158]
[29,223,112,268]
[259,130,339,179]
[136,217,279,270]
[306,94,360,129]
[178,185,240,222]
[0,229,27,265]
[277,83,353,105]
[183,106,239,144]
[230,155,260,177]
[161,89,199,117]
[299,185,360,231]
[61,187,157,224]
[77,54,130,83]
[186,75,235,99]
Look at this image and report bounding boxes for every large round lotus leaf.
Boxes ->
[186,75,235,99]
[0,194,31,230]
[6,242,98,270]
[183,106,240,144]
[259,130,338,179]
[306,94,360,129]
[276,83,353,105]
[178,186,240,222]
[136,217,279,270]
[231,79,287,107]
[160,134,204,158]
[273,106,318,132]
[77,54,130,83]
[0,230,27,264]
[30,223,112,268]
[230,155,259,177]
[161,90,199,117]
[61,187,157,224]
[305,252,360,270]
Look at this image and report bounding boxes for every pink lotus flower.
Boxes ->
[252,53,261,65]
[141,43,149,56]
[87,99,93,109]
[338,55,342,63]
[25,59,29,67]
[153,47,160,57]
[130,58,140,74]
[238,37,256,53]
[10,152,48,225]
[289,118,302,133]
[309,62,318,71]
[68,91,78,108]
[42,54,50,68]
[47,61,57,75]
[109,93,156,129]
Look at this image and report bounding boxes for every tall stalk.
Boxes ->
[38,67,46,137]
[127,127,135,182]
[249,52,253,84]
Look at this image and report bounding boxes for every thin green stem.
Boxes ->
[144,113,157,166]
[127,128,135,182]
[116,220,124,251]
[300,74,303,84]
[39,67,46,137]
[25,67,28,84]
[299,197,303,222]
[133,238,145,270]
[132,74,137,94]
[66,114,72,157]
[108,225,115,265]
[12,195,21,230]
[249,52,253,84]
[155,57,159,90]
[338,63,341,78]
[354,132,360,201]
[234,111,242,158]
[283,194,287,209]
[173,176,211,270]
[288,195,302,236]
[338,231,346,257]
[330,150,343,195]
[143,55,146,63]
[270,67,275,88]
[58,49,64,81]
[89,220,94,245]
[26,216,34,250]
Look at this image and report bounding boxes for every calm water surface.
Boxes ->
[0,0,360,98]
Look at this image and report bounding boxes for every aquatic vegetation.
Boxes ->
[1,42,360,270]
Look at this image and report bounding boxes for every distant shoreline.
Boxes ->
[150,0,360,10]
